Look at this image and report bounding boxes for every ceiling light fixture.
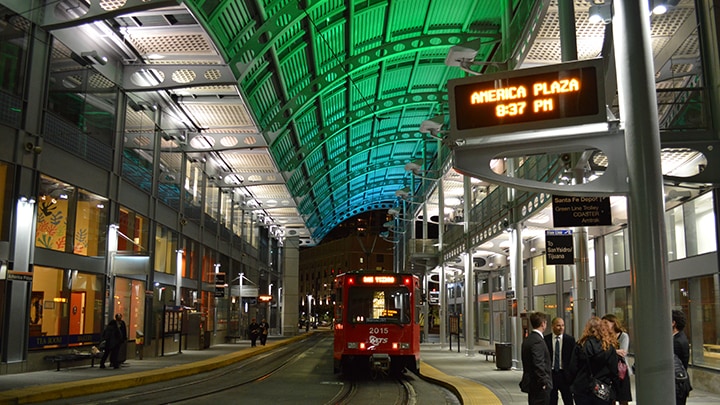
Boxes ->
[588,3,612,24]
[652,0,680,15]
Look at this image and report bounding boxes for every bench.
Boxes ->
[44,352,102,371]
[478,349,496,362]
[225,336,243,343]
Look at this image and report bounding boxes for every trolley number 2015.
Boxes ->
[495,101,527,117]
[369,327,389,334]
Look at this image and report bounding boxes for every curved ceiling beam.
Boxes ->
[252,33,499,138]
[274,92,447,171]
[302,182,407,236]
[286,136,436,196]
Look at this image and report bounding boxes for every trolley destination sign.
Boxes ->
[448,59,605,138]
[552,195,612,227]
[545,229,574,265]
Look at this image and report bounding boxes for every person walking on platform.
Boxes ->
[567,316,619,405]
[248,318,260,347]
[259,318,270,346]
[99,319,122,369]
[545,317,575,405]
[673,309,692,405]
[602,314,631,405]
[520,311,552,405]
[115,313,128,364]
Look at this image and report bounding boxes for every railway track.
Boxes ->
[41,335,457,405]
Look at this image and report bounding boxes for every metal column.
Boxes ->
[463,176,475,356]
[613,1,674,403]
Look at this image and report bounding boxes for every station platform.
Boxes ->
[1,333,718,404]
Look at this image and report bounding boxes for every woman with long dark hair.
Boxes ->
[602,314,632,405]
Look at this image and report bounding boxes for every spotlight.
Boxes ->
[588,4,612,24]
[652,0,680,15]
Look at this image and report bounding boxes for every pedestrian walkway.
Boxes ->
[1,334,719,404]
[420,341,720,405]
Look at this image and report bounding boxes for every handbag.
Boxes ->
[618,358,628,380]
[585,349,612,401]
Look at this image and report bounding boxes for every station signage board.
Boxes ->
[545,230,574,265]
[552,195,612,227]
[448,59,605,139]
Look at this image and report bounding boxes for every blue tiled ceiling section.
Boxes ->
[187,0,520,240]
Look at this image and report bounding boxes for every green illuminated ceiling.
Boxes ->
[185,0,529,241]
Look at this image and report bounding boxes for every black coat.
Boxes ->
[545,332,576,372]
[101,321,122,350]
[520,331,552,394]
[567,337,620,397]
[673,331,690,370]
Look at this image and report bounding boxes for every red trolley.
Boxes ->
[332,271,421,375]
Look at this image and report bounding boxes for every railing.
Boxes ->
[407,238,439,256]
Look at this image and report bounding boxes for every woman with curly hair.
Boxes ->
[567,316,620,404]
[602,314,632,405]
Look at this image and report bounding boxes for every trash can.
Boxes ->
[495,342,512,370]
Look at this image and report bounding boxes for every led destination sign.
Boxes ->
[448,59,605,137]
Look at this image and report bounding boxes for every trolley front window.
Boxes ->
[347,286,411,324]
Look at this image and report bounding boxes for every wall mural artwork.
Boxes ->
[35,198,68,251]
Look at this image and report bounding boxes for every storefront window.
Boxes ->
[114,277,146,342]
[29,266,103,349]
[684,192,716,257]
[534,294,557,315]
[604,229,628,274]
[479,300,490,339]
[531,255,555,285]
[117,207,149,253]
[665,204,686,261]
[201,290,216,332]
[182,238,198,280]
[35,175,108,256]
[201,246,215,283]
[74,189,108,256]
[154,224,177,275]
[36,176,73,252]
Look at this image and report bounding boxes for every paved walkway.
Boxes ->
[1,334,719,404]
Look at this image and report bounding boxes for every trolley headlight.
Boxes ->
[400,342,410,349]
[347,342,358,349]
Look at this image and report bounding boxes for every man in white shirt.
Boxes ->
[544,317,575,405]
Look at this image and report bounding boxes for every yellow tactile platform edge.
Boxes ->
[418,361,502,405]
[0,335,307,405]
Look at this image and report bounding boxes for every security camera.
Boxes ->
[419,119,443,134]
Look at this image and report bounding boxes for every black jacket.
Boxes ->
[567,337,620,396]
[101,320,122,350]
[545,332,576,372]
[520,331,552,394]
[673,331,690,370]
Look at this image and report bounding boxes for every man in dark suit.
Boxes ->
[520,312,552,405]
[545,317,575,405]
[673,309,691,405]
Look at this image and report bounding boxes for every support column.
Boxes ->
[463,175,475,356]
[281,236,300,337]
[613,1,674,403]
[438,173,446,348]
[510,222,524,369]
